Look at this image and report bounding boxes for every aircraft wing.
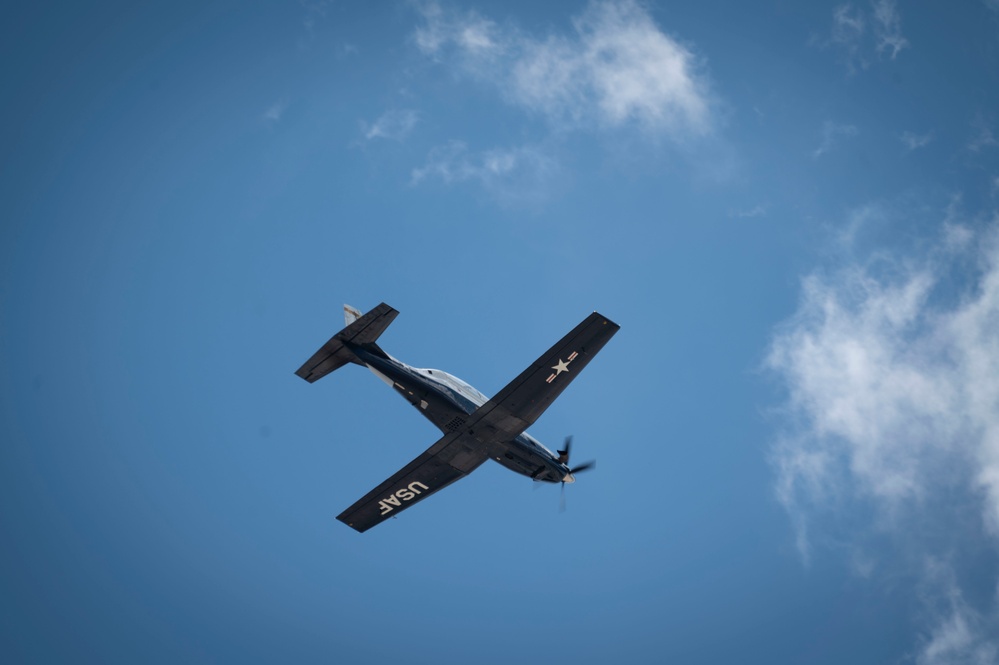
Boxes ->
[468,311,620,440]
[336,430,490,533]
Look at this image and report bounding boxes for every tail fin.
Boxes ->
[295,303,398,383]
[343,304,362,326]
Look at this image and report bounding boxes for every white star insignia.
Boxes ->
[552,359,570,375]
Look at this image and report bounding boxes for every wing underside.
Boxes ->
[468,312,620,440]
[336,431,490,532]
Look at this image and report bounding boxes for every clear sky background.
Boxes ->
[3,2,999,663]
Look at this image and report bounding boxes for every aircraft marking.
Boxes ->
[378,481,430,515]
[546,351,579,383]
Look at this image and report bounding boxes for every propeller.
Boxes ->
[557,435,572,464]
[556,435,596,512]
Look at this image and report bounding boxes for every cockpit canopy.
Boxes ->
[416,368,489,405]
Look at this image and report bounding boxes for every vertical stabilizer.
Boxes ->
[344,304,362,326]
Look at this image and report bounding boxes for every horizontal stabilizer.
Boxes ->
[295,302,398,383]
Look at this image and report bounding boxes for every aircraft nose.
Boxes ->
[562,472,576,484]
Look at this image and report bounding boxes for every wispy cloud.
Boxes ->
[835,201,889,249]
[412,0,714,139]
[411,140,560,205]
[813,121,858,158]
[730,205,767,219]
[872,0,908,59]
[969,117,999,153]
[263,100,287,123]
[767,203,999,657]
[829,4,867,72]
[915,560,998,665]
[299,0,333,49]
[413,2,504,58]
[901,130,933,151]
[361,109,419,141]
[821,1,908,73]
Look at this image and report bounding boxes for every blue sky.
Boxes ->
[3,1,999,663]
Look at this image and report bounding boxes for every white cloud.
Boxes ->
[822,1,908,73]
[410,140,477,184]
[361,109,419,141]
[901,131,933,151]
[412,0,713,139]
[916,561,998,665]
[872,0,908,59]
[768,205,999,660]
[769,216,999,534]
[411,140,559,204]
[413,2,504,58]
[830,3,866,72]
[814,121,858,158]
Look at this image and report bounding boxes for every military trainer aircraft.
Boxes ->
[295,303,620,532]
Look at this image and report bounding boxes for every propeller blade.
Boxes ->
[557,435,573,463]
[555,437,592,513]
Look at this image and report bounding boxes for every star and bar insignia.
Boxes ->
[546,351,578,383]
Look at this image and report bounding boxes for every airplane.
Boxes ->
[295,302,620,532]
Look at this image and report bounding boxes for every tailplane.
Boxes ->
[295,303,397,383]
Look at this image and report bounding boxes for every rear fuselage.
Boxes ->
[348,344,570,483]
